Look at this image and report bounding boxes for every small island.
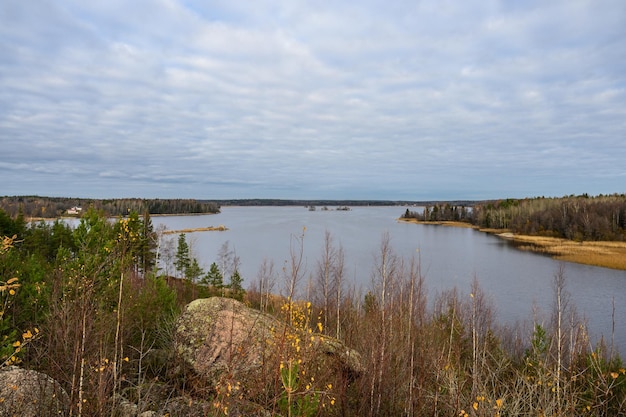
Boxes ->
[162,225,228,234]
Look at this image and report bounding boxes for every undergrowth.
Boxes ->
[1,208,625,416]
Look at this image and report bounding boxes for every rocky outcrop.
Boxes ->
[0,298,363,417]
[0,366,70,417]
[173,297,363,393]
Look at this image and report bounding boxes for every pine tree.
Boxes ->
[174,234,191,279]
[229,269,243,293]
[186,258,204,283]
[139,210,157,275]
[203,262,223,288]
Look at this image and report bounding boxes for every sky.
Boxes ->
[1,0,625,201]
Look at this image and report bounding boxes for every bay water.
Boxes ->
[154,206,626,353]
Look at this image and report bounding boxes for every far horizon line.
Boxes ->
[5,193,626,205]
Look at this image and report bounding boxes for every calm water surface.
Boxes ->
[154,206,626,352]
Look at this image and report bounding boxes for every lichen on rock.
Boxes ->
[174,296,363,394]
[0,366,70,417]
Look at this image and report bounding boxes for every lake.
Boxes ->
[153,206,626,353]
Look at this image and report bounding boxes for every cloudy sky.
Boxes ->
[1,0,625,200]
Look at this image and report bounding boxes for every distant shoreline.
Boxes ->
[398,218,626,271]
[26,212,218,222]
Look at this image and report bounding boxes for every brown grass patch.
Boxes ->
[505,234,626,270]
[401,219,626,270]
[397,218,477,228]
[162,225,228,234]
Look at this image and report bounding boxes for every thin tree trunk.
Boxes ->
[112,272,124,416]
[78,307,87,417]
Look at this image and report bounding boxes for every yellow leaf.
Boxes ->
[12,341,20,348]
[7,277,18,284]
[473,402,478,411]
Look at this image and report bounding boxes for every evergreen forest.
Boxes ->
[0,196,220,218]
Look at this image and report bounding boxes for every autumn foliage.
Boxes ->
[1,206,625,416]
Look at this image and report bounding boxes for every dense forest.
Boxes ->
[208,198,475,207]
[0,196,220,218]
[1,204,626,415]
[1,196,480,219]
[403,194,626,241]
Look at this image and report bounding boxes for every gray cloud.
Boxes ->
[1,0,625,199]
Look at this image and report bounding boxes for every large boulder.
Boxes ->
[0,366,70,417]
[173,297,362,395]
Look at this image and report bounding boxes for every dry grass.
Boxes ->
[502,234,626,270]
[400,218,626,270]
[398,218,477,228]
[162,225,228,234]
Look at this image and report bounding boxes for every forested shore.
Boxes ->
[401,194,626,270]
[208,198,475,207]
[0,196,220,218]
[1,205,625,415]
[403,194,626,242]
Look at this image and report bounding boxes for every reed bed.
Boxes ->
[507,234,626,270]
[400,218,626,270]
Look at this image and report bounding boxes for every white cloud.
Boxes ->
[1,0,625,199]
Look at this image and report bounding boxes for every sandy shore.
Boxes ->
[398,218,626,271]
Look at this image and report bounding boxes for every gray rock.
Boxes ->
[173,297,363,393]
[0,366,70,417]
